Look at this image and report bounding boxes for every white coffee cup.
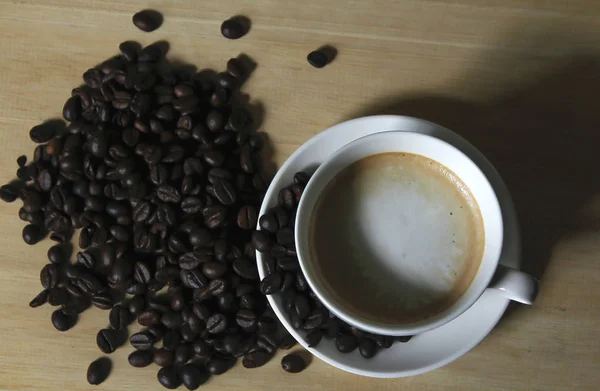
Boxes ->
[295,131,538,336]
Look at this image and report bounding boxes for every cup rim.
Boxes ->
[294,131,504,335]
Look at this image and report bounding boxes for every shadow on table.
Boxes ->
[350,41,600,323]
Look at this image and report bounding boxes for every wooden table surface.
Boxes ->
[1,1,600,390]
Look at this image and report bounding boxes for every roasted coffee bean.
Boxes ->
[157,366,181,389]
[307,50,329,68]
[181,196,203,214]
[206,313,227,334]
[132,9,163,32]
[47,244,67,264]
[128,350,153,368]
[23,224,44,245]
[30,123,56,143]
[0,185,19,203]
[305,329,323,347]
[281,353,306,373]
[40,264,59,289]
[161,311,184,329]
[133,261,152,284]
[174,343,193,364]
[359,338,377,358]
[180,268,207,289]
[226,57,243,78]
[237,205,257,230]
[336,334,358,353]
[87,357,111,385]
[202,205,227,229]
[202,262,227,279]
[181,363,206,390]
[154,348,174,367]
[239,144,254,173]
[138,310,161,326]
[232,259,258,280]
[130,331,154,350]
[242,350,272,368]
[97,328,119,353]
[128,295,146,316]
[277,256,300,271]
[235,309,257,329]
[51,309,76,331]
[259,272,282,295]
[198,358,225,376]
[257,316,277,335]
[92,292,113,310]
[29,290,49,308]
[252,230,271,252]
[221,18,246,39]
[373,334,394,349]
[279,333,297,350]
[396,335,412,343]
[109,305,130,330]
[256,334,278,354]
[162,330,181,350]
[75,251,94,269]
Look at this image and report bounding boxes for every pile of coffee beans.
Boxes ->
[0,38,290,388]
[254,172,412,359]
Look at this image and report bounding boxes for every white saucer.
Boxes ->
[256,115,521,378]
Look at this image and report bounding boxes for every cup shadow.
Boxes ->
[349,55,600,323]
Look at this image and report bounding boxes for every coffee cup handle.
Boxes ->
[488,265,539,305]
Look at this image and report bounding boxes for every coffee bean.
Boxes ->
[279,333,297,350]
[277,257,300,272]
[257,316,277,335]
[237,205,257,230]
[128,350,153,368]
[359,338,377,358]
[109,305,130,330]
[30,123,56,143]
[157,366,181,389]
[175,343,193,364]
[202,205,227,229]
[221,18,246,39]
[154,348,174,367]
[373,334,394,349]
[92,291,113,310]
[40,264,59,289]
[48,287,69,306]
[232,259,259,280]
[235,309,257,329]
[130,331,154,350]
[256,333,278,354]
[305,329,323,347]
[181,363,206,390]
[132,9,163,32]
[97,328,119,353]
[23,224,44,245]
[47,244,67,264]
[307,50,329,68]
[87,357,111,385]
[336,334,358,353]
[128,295,146,315]
[180,268,207,289]
[206,313,227,334]
[206,358,233,375]
[281,353,306,373]
[202,262,227,279]
[252,230,271,252]
[396,335,412,343]
[242,350,272,369]
[138,310,161,326]
[0,184,19,203]
[161,311,184,329]
[51,309,76,331]
[29,290,49,308]
[259,272,282,295]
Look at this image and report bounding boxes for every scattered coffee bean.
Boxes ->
[242,350,272,368]
[307,50,329,68]
[128,350,154,368]
[29,290,48,308]
[51,309,76,331]
[157,366,181,389]
[87,357,111,385]
[96,328,119,353]
[359,338,377,358]
[181,363,206,390]
[281,353,306,373]
[221,18,247,39]
[132,9,163,32]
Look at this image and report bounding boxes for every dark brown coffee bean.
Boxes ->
[206,358,233,375]
[181,363,206,390]
[232,259,258,280]
[226,57,243,78]
[97,328,119,353]
[259,212,279,233]
[157,366,181,389]
[162,330,181,351]
[279,333,297,350]
[51,308,76,331]
[154,348,174,367]
[128,295,146,315]
[259,272,282,295]
[0,184,19,202]
[307,50,329,68]
[30,123,56,143]
[132,9,163,32]
[252,230,271,252]
[130,331,154,350]
[23,224,44,245]
[281,353,306,373]
[180,268,207,289]
[202,262,227,279]
[237,205,257,230]
[87,357,111,385]
[157,184,182,203]
[40,264,59,289]
[257,316,277,335]
[239,144,254,173]
[92,292,113,310]
[202,205,227,229]
[372,334,394,348]
[396,335,413,343]
[336,334,358,353]
[108,305,129,330]
[161,311,184,329]
[221,18,246,39]
[128,350,153,367]
[138,310,161,326]
[304,329,322,347]
[359,338,378,358]
[29,290,49,308]
[235,309,257,329]
[202,149,225,167]
[276,227,295,245]
[242,350,271,369]
[206,313,227,334]
[174,343,193,365]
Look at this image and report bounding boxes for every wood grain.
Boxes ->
[1,1,599,390]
